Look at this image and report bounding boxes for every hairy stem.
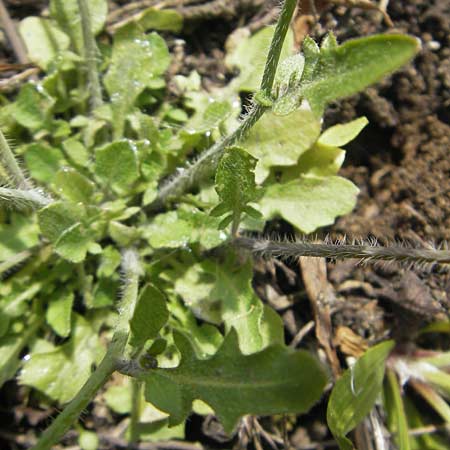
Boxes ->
[0,130,29,188]
[148,0,298,210]
[77,0,103,111]
[129,380,143,444]
[0,187,51,210]
[234,237,450,267]
[32,250,142,450]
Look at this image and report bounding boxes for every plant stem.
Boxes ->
[148,0,298,210]
[0,130,29,188]
[0,187,51,210]
[77,0,103,111]
[32,250,142,450]
[129,379,143,444]
[234,236,450,267]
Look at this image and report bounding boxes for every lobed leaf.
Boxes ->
[144,329,327,433]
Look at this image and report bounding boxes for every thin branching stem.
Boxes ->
[32,250,142,450]
[77,0,103,111]
[234,236,450,267]
[147,0,298,210]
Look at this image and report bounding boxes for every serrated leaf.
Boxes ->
[225,26,294,92]
[19,17,70,70]
[104,26,170,137]
[302,34,420,115]
[259,176,359,233]
[95,141,139,193]
[46,289,74,338]
[54,168,95,204]
[212,147,260,226]
[318,117,368,147]
[50,0,107,53]
[243,108,321,183]
[20,313,104,404]
[130,285,169,347]
[144,329,327,433]
[327,341,394,450]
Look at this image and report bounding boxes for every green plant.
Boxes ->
[1,0,447,449]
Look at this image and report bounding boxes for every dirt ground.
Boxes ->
[0,0,449,449]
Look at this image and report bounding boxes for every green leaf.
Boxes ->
[318,117,368,147]
[144,329,327,433]
[20,313,104,404]
[327,341,395,449]
[212,147,260,228]
[301,34,420,115]
[55,222,92,263]
[384,370,411,450]
[135,8,183,32]
[97,245,121,278]
[259,176,359,233]
[38,201,86,243]
[225,26,294,92]
[104,26,170,137]
[46,289,74,338]
[12,83,54,130]
[24,143,64,183]
[19,17,70,70]
[54,168,95,204]
[95,141,139,193]
[0,214,39,262]
[243,108,321,182]
[172,258,283,354]
[50,0,107,53]
[62,138,90,167]
[144,208,225,250]
[130,285,169,347]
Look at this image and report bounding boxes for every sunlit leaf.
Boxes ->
[144,329,327,433]
[327,341,395,450]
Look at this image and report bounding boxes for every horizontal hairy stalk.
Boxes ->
[234,236,450,269]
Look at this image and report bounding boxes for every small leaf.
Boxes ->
[212,146,260,229]
[12,83,54,130]
[20,314,104,404]
[46,289,74,338]
[104,27,170,137]
[243,108,321,183]
[19,17,70,70]
[225,26,294,92]
[50,0,107,53]
[55,222,92,263]
[130,285,169,347]
[95,141,139,193]
[135,8,183,32]
[327,341,394,449]
[24,143,64,183]
[54,168,95,203]
[318,117,368,147]
[38,201,86,243]
[259,176,359,233]
[144,329,327,433]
